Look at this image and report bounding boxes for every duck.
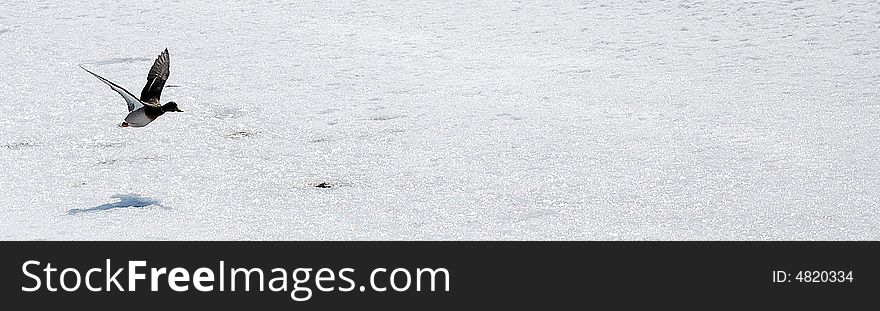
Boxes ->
[81,48,182,127]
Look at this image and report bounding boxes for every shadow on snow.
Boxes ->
[68,194,164,215]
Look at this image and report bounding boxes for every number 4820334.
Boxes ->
[795,271,853,283]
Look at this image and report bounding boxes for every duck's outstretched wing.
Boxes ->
[140,48,169,107]
[80,65,142,112]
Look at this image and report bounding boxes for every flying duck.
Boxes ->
[81,48,182,127]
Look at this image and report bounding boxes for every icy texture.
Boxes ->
[1,1,879,240]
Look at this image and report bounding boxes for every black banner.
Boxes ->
[1,242,876,308]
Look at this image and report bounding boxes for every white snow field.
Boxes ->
[1,1,879,240]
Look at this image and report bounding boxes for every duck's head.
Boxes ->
[162,101,183,112]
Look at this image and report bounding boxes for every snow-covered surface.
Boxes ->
[1,1,879,240]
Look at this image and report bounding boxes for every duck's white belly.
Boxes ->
[124,108,154,127]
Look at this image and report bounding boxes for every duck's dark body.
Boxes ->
[145,105,165,119]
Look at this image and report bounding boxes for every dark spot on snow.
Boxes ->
[317,108,339,114]
[309,137,329,143]
[227,130,258,139]
[68,194,164,215]
[315,182,334,188]
[0,28,9,35]
[97,159,118,165]
[4,142,35,150]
